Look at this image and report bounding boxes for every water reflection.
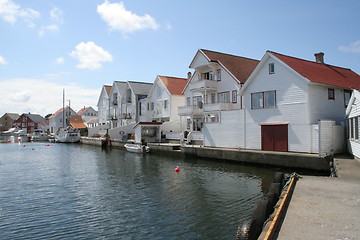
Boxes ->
[0,143,275,239]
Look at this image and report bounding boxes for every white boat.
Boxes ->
[124,143,150,153]
[30,129,52,142]
[55,127,80,143]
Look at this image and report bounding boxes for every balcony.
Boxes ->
[189,79,218,91]
[178,105,203,116]
[203,102,240,112]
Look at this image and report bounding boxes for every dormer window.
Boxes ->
[269,63,275,74]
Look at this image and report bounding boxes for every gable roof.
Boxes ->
[5,113,20,120]
[269,51,360,89]
[28,114,46,123]
[158,76,188,95]
[198,49,260,84]
[69,115,87,129]
[49,107,77,119]
[104,85,112,96]
[77,107,90,115]
[128,81,153,95]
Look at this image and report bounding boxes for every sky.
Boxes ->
[0,0,360,117]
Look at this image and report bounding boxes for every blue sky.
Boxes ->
[0,0,359,117]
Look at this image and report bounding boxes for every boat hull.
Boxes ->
[124,144,150,153]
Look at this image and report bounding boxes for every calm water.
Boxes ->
[0,142,276,239]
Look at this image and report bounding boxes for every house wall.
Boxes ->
[49,108,78,134]
[308,85,347,125]
[203,110,244,148]
[98,88,110,125]
[242,56,312,153]
[347,95,360,158]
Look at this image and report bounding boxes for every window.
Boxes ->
[344,90,352,107]
[269,63,275,74]
[264,91,276,107]
[193,96,202,107]
[205,113,219,123]
[232,90,237,103]
[150,102,154,110]
[251,91,276,109]
[203,72,213,80]
[147,103,150,111]
[328,88,335,100]
[217,92,230,103]
[211,94,216,103]
[164,99,168,109]
[186,97,190,106]
[139,102,142,115]
[355,117,359,140]
[217,69,221,80]
[251,92,263,109]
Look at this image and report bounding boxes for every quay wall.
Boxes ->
[181,146,332,171]
[81,137,331,171]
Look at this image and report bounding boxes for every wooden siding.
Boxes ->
[203,110,244,148]
[308,86,348,125]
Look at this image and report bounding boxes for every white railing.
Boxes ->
[165,131,181,140]
[203,102,240,112]
[189,79,218,90]
[178,105,203,116]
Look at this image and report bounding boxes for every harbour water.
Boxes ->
[0,142,276,239]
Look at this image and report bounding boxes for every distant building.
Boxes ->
[69,115,88,136]
[77,106,98,125]
[0,113,20,131]
[12,113,46,133]
[48,107,78,134]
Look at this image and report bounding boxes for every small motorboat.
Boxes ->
[124,143,150,153]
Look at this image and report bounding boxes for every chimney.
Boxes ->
[314,52,324,64]
[187,72,192,80]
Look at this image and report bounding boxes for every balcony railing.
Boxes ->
[188,79,218,91]
[203,102,240,112]
[178,105,203,116]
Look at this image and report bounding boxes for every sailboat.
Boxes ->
[54,90,81,143]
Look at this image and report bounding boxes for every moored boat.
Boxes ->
[55,127,80,143]
[124,143,150,153]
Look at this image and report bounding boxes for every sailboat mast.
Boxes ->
[62,89,65,128]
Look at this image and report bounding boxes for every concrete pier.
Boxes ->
[275,156,360,240]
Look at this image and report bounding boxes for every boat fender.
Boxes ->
[236,219,259,240]
[119,131,125,135]
[273,172,284,184]
[251,199,270,234]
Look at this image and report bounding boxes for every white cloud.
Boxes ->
[56,57,65,64]
[0,0,40,26]
[70,41,113,70]
[0,77,99,116]
[339,41,360,53]
[97,1,159,33]
[38,24,59,36]
[50,7,63,24]
[0,55,8,65]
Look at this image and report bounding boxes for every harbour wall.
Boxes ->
[81,137,332,172]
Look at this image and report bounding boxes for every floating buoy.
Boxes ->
[22,145,26,147]
[174,167,180,172]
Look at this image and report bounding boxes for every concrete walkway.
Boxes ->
[276,156,360,240]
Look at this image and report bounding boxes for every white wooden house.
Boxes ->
[97,85,112,126]
[179,49,259,144]
[239,51,360,155]
[77,106,98,125]
[144,75,188,137]
[346,90,360,158]
[120,81,152,126]
[48,106,78,134]
[109,81,127,128]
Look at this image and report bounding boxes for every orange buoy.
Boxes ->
[174,167,180,172]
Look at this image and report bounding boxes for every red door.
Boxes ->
[261,124,288,152]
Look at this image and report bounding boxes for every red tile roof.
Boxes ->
[159,76,188,95]
[48,107,66,119]
[69,116,87,129]
[77,107,90,115]
[269,51,360,89]
[200,49,260,84]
